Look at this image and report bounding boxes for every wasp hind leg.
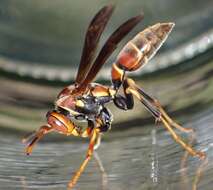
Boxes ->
[121,78,205,159]
[131,81,194,133]
[22,125,53,155]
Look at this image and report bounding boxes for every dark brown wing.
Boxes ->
[75,5,114,85]
[77,13,144,91]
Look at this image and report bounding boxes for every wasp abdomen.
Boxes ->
[111,22,174,89]
[118,22,174,71]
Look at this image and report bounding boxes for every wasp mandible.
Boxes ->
[23,5,205,189]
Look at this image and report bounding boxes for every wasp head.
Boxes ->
[46,110,75,135]
[57,84,77,99]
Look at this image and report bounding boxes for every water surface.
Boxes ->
[0,108,212,190]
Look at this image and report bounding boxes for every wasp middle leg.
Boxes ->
[68,128,100,189]
[68,108,111,189]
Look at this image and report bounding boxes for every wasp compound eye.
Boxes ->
[46,111,52,118]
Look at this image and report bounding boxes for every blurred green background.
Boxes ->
[0,0,212,132]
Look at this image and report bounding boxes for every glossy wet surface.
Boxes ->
[0,107,212,190]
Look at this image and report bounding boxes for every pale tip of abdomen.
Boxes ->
[168,22,175,30]
[160,22,175,33]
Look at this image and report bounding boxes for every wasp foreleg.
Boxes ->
[22,125,53,155]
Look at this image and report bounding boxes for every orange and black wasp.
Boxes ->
[23,5,205,189]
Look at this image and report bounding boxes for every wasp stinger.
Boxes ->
[23,5,205,189]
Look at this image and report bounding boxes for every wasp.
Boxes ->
[23,5,205,189]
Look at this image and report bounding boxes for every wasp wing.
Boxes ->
[76,13,144,92]
[75,5,114,85]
